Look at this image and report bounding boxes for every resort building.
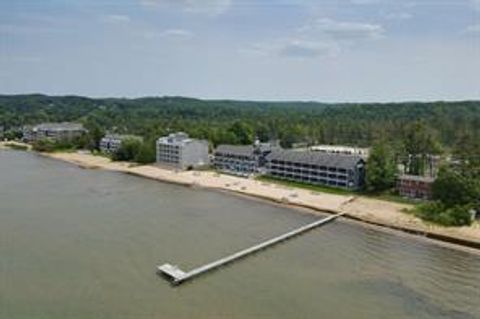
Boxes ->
[310,145,370,158]
[213,142,274,176]
[265,150,365,190]
[214,145,257,176]
[397,175,435,200]
[156,132,209,169]
[23,122,87,143]
[100,134,143,154]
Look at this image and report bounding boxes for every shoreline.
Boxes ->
[4,145,479,252]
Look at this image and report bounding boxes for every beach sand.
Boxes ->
[39,150,480,247]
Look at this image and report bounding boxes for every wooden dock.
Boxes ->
[157,212,346,285]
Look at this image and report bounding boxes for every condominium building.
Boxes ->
[266,150,365,190]
[397,175,435,200]
[214,145,257,176]
[23,122,87,143]
[213,141,276,176]
[156,132,209,169]
[100,134,143,154]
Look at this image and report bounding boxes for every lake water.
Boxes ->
[1,150,479,319]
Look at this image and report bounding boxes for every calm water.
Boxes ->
[1,150,479,319]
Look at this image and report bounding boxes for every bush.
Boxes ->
[414,201,472,227]
[5,143,28,151]
[112,138,142,161]
[134,142,156,164]
[32,139,57,152]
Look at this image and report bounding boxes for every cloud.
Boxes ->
[350,0,380,4]
[159,29,194,38]
[383,12,413,20]
[302,18,385,41]
[0,24,62,35]
[0,55,42,63]
[246,37,340,59]
[140,0,231,15]
[472,0,480,10]
[103,14,131,24]
[464,24,480,34]
[141,28,194,40]
[278,40,339,58]
[248,17,385,59]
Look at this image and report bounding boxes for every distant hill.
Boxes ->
[1,94,479,148]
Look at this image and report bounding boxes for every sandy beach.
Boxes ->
[29,150,478,249]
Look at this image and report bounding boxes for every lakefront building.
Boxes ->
[23,122,87,143]
[213,145,258,176]
[156,132,209,169]
[397,175,435,200]
[100,134,143,154]
[265,150,365,190]
[213,142,274,176]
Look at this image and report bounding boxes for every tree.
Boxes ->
[432,166,477,207]
[134,140,156,164]
[112,138,142,161]
[228,121,254,145]
[414,164,479,226]
[453,130,480,178]
[366,140,397,192]
[85,122,105,150]
[403,121,442,175]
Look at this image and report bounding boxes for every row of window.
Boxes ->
[214,153,255,161]
[214,159,256,165]
[157,150,179,154]
[270,170,348,181]
[216,164,255,173]
[270,172,349,188]
[268,161,349,173]
[157,155,180,163]
[268,166,349,177]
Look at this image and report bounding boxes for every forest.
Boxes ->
[1,94,479,149]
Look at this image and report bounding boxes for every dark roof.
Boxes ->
[266,150,364,170]
[215,145,255,157]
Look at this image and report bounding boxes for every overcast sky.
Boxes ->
[0,0,479,102]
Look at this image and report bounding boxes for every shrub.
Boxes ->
[112,138,142,161]
[32,139,57,152]
[414,201,472,227]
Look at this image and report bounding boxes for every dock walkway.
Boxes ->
[157,212,346,285]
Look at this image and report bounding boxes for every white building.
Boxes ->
[309,145,370,158]
[156,132,209,169]
[23,122,87,143]
[100,134,143,154]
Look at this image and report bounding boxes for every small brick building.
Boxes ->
[397,175,435,200]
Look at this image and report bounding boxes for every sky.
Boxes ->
[0,0,479,102]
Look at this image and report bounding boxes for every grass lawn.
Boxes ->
[256,175,419,205]
[256,175,356,195]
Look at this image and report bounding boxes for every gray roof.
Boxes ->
[34,122,85,131]
[215,145,256,157]
[103,134,143,141]
[266,150,364,170]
